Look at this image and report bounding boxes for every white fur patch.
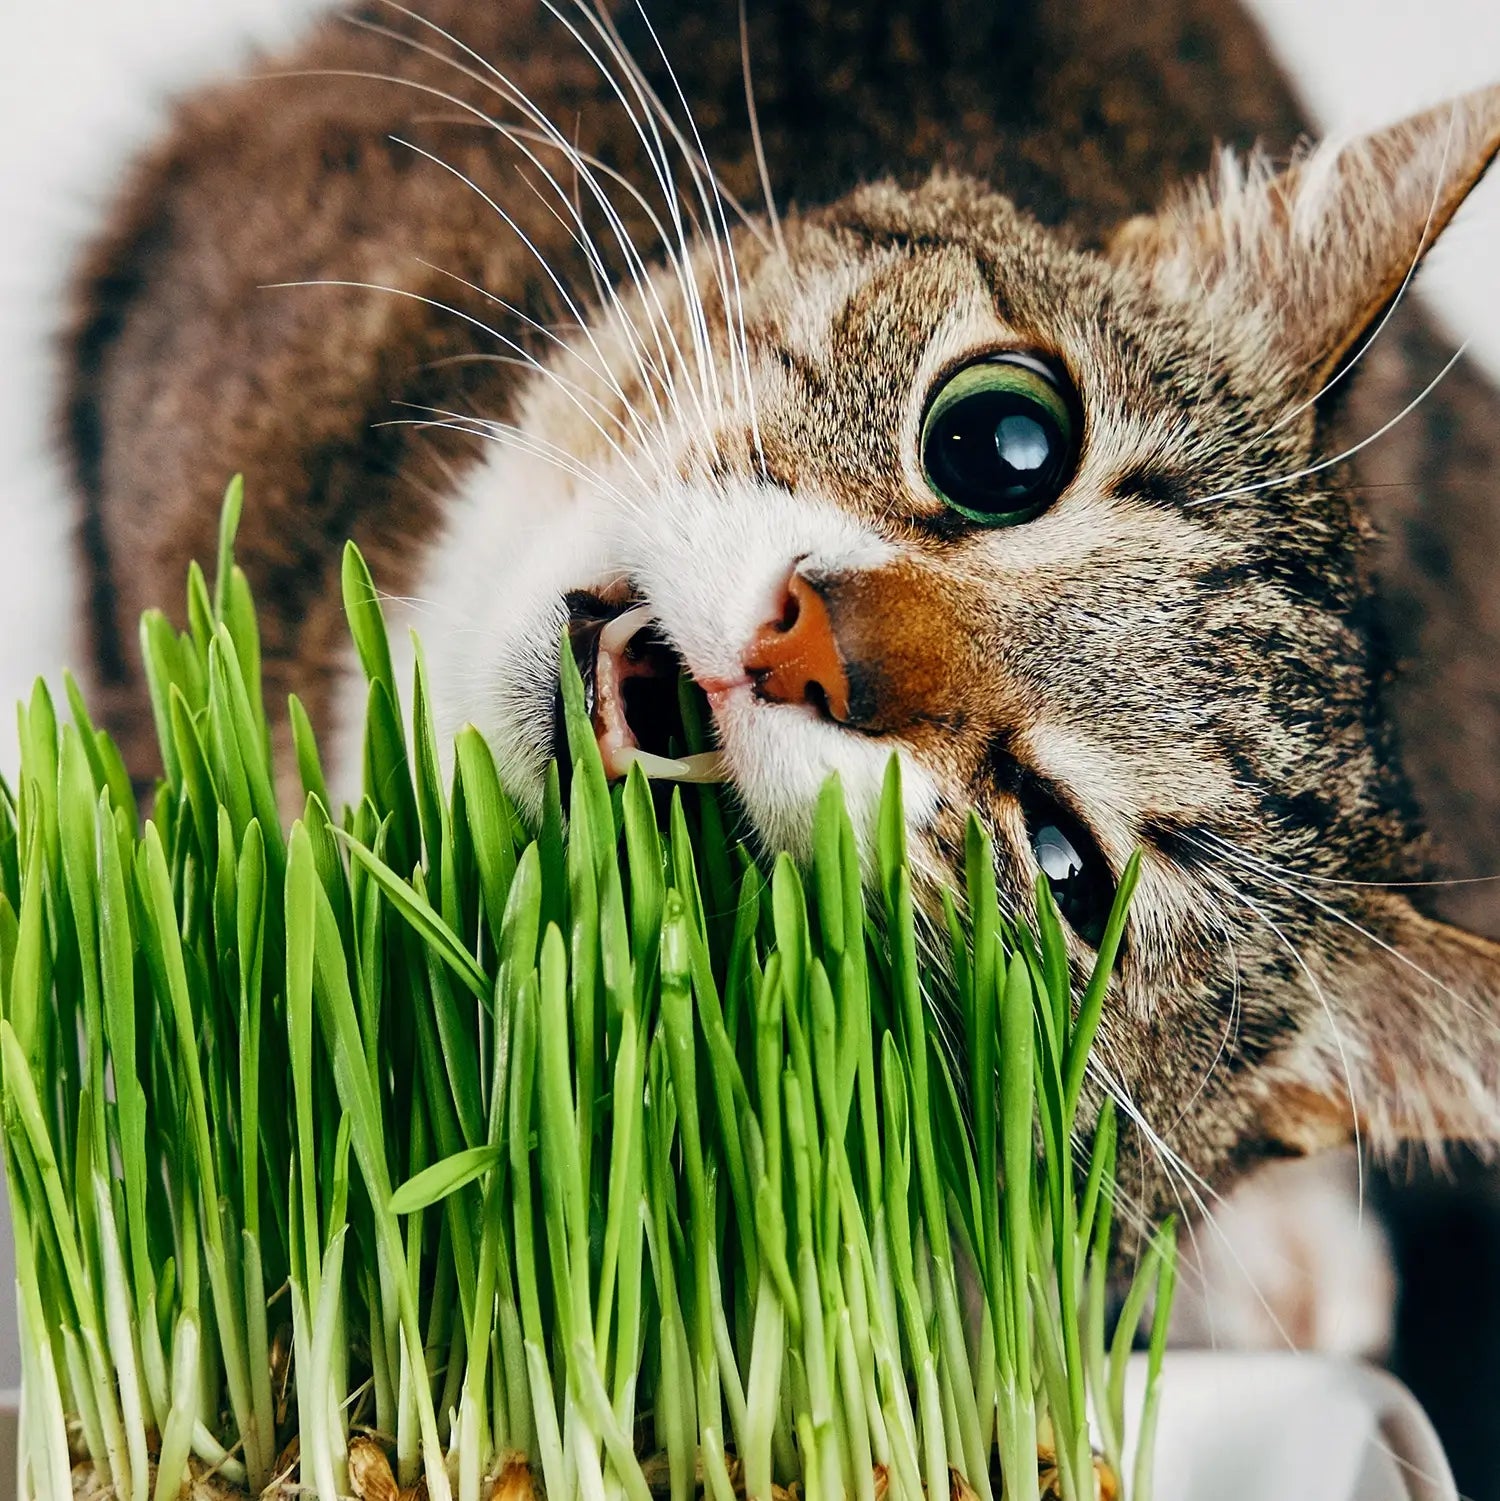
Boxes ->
[624,477,894,683]
[625,476,935,860]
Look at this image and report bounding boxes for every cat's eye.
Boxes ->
[1024,794,1114,947]
[920,355,1078,525]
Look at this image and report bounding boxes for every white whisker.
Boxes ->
[1092,1052,1308,1350]
[418,350,637,435]
[384,134,686,463]
[1257,105,1459,440]
[1162,925,1244,1137]
[263,274,666,504]
[1191,830,1500,1040]
[530,0,727,422]
[1196,864,1367,1222]
[617,0,765,459]
[376,414,635,509]
[739,0,786,263]
[312,21,702,443]
[1193,827,1500,892]
[1190,339,1469,507]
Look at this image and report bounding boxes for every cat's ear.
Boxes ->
[1261,897,1500,1157]
[1109,84,1500,400]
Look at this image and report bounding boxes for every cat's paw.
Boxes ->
[1169,1150,1395,1358]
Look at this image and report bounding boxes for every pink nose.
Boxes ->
[742,571,852,722]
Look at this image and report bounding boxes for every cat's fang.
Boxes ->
[609,748,728,783]
[599,603,656,656]
[560,591,705,782]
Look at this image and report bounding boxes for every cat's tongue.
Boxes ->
[562,597,726,785]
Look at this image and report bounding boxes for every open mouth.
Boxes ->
[554,591,727,786]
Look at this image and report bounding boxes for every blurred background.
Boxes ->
[0,0,1496,1490]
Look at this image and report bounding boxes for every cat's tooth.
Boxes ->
[611,748,727,783]
[600,604,655,657]
[611,748,690,780]
[674,752,727,783]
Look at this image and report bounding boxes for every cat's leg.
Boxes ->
[1171,1151,1395,1358]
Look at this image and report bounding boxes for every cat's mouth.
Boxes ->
[555,592,727,786]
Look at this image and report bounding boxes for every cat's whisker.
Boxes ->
[1256,106,1460,440]
[377,414,637,510]
[1189,338,1470,507]
[1095,1041,1356,1362]
[383,281,660,499]
[572,0,763,459]
[396,411,664,535]
[418,352,638,439]
[1193,831,1500,1043]
[414,346,677,507]
[500,117,743,297]
[372,591,444,616]
[315,8,763,492]
[1195,826,1500,891]
[404,268,665,467]
[617,0,763,452]
[462,161,684,455]
[502,159,702,460]
[331,18,712,444]
[441,99,706,441]
[384,135,695,466]
[367,1,766,233]
[379,409,606,476]
[1089,1041,1206,1228]
[581,1,771,246]
[1098,957,1297,1233]
[255,270,645,461]
[1198,864,1369,1226]
[388,399,645,508]
[526,0,729,428]
[1132,1155,1298,1356]
[378,417,595,487]
[739,0,786,265]
[1162,925,1246,1138]
[258,47,679,389]
[1089,1053,1287,1337]
[558,134,685,460]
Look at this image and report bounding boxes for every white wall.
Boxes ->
[0,0,1495,1387]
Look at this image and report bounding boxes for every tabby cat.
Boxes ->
[62,0,1500,1254]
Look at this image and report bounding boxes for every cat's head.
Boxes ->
[418,84,1500,1210]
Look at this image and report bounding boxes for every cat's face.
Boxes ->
[414,85,1500,1214]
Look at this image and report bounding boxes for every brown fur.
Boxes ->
[58,0,1500,1227]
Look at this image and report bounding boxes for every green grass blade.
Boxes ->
[1063,849,1141,1119]
[289,695,332,812]
[213,476,245,620]
[336,830,488,1000]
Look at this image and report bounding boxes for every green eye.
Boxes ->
[919,355,1078,525]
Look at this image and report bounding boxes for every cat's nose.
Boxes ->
[741,557,982,737]
[743,570,852,722]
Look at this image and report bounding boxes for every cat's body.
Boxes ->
[63,0,1500,1255]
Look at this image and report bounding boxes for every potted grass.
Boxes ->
[0,483,1457,1501]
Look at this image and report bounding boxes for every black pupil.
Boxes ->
[926,391,1066,516]
[1029,818,1112,948]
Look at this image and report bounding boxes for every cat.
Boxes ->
[60,0,1500,1306]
